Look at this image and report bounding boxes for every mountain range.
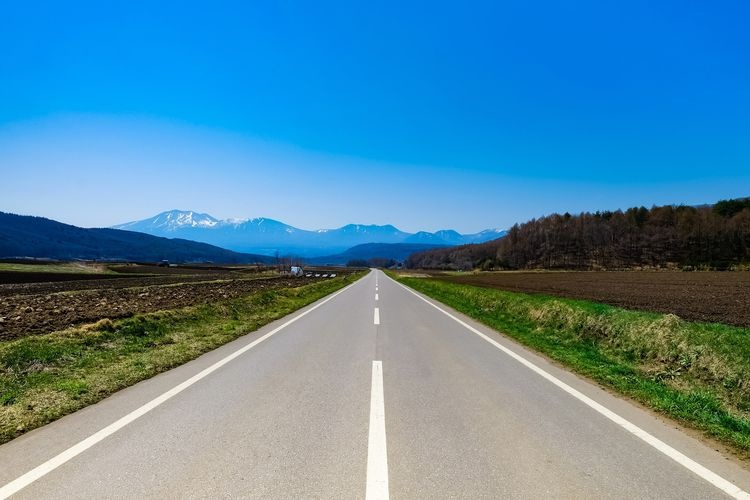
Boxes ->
[113,210,507,257]
[0,212,272,264]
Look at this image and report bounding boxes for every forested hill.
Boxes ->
[406,198,750,271]
[0,212,274,263]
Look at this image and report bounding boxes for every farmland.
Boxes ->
[434,271,750,327]
[0,261,114,274]
[0,264,352,341]
[0,264,363,442]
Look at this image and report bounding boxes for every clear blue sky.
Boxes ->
[1,0,749,232]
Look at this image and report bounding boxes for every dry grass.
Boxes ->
[0,262,112,274]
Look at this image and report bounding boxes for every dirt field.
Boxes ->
[434,271,750,327]
[0,273,242,297]
[0,267,349,341]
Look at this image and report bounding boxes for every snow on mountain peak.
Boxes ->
[225,217,250,225]
[113,210,506,255]
[154,210,218,230]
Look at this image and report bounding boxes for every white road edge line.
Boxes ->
[391,277,750,500]
[366,361,389,500]
[0,280,361,500]
[374,307,380,325]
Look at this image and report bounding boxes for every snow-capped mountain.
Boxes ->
[113,210,506,257]
[464,228,508,243]
[405,230,464,245]
[327,224,410,247]
[114,210,219,232]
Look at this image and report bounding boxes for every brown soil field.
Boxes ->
[0,273,238,297]
[108,264,270,274]
[0,271,136,285]
[435,271,750,327]
[0,270,350,341]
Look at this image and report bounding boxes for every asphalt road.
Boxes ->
[2,269,750,499]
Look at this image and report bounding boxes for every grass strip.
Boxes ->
[392,274,750,457]
[0,272,364,444]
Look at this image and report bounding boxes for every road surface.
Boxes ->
[1,270,750,499]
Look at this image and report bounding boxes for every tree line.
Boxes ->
[406,198,750,270]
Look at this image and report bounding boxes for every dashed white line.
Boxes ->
[375,293,379,301]
[0,281,360,500]
[391,277,750,500]
[366,361,389,500]
[374,307,380,325]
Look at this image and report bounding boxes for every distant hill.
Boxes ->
[307,243,450,266]
[407,198,750,270]
[0,212,273,263]
[113,210,505,256]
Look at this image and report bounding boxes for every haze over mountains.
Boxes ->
[307,243,450,266]
[113,210,507,257]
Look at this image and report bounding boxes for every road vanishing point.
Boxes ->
[2,270,750,499]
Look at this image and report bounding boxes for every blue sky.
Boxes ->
[1,0,749,232]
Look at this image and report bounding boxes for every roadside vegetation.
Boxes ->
[1,274,334,341]
[435,270,750,328]
[393,274,750,457]
[0,272,364,444]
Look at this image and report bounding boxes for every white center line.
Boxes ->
[0,281,360,500]
[374,307,380,325]
[366,361,389,500]
[375,293,379,301]
[392,277,750,500]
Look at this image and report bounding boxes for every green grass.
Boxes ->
[392,273,750,456]
[0,272,365,443]
[0,262,114,274]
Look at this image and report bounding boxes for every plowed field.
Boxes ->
[435,271,750,327]
[0,267,348,340]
